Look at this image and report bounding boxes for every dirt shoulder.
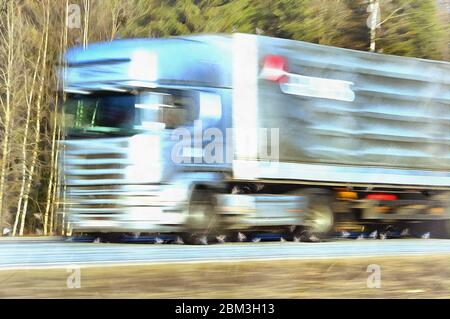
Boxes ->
[1,254,449,298]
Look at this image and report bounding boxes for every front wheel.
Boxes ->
[183,188,222,245]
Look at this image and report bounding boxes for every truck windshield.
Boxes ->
[63,90,196,137]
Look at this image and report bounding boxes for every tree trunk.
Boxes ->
[13,38,43,237]
[0,1,14,236]
[368,0,380,52]
[19,1,50,236]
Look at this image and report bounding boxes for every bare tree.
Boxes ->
[18,0,50,236]
[367,0,414,52]
[110,0,125,40]
[0,0,16,236]
[43,0,69,235]
[12,26,44,236]
[83,0,90,48]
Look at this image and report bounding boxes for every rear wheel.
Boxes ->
[292,189,335,241]
[306,202,334,234]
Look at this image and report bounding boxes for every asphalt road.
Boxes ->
[1,238,450,270]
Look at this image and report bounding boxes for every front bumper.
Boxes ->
[64,183,189,233]
[69,206,186,233]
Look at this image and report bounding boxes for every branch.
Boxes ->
[377,12,414,27]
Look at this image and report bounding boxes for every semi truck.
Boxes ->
[60,33,450,243]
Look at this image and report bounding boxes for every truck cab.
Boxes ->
[62,36,234,236]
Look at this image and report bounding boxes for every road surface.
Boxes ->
[1,239,450,270]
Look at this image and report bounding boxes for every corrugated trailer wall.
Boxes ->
[232,34,450,186]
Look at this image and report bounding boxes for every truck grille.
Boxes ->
[59,135,165,225]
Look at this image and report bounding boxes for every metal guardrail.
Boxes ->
[0,236,65,243]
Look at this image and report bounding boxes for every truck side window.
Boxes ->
[136,90,196,129]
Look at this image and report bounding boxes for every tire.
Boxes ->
[183,188,221,245]
[443,220,450,239]
[306,201,334,234]
[291,189,335,241]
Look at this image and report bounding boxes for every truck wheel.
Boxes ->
[285,189,335,241]
[183,188,220,245]
[300,190,335,240]
[287,189,335,242]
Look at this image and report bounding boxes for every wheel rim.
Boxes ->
[184,201,217,244]
[308,204,334,233]
[188,193,220,236]
[189,201,212,230]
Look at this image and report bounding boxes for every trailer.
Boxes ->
[60,33,450,242]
